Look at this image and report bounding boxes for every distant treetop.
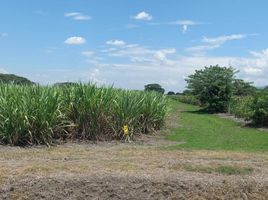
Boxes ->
[144,83,165,94]
[0,73,34,85]
[54,82,78,87]
[167,91,175,95]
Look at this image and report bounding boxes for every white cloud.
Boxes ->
[202,34,247,45]
[105,43,155,59]
[64,36,86,45]
[149,20,209,33]
[187,34,248,55]
[27,37,268,92]
[154,48,176,64]
[250,48,268,59]
[94,43,268,91]
[65,12,92,21]
[106,40,126,46]
[0,33,8,38]
[160,79,180,88]
[28,48,268,92]
[170,20,203,33]
[186,45,220,55]
[0,68,8,74]
[133,11,152,21]
[173,20,196,33]
[244,67,262,75]
[82,68,106,84]
[182,25,188,34]
[82,51,95,57]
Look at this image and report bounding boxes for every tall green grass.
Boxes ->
[0,84,167,146]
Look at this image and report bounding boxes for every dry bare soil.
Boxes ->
[0,138,268,200]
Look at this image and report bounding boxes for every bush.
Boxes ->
[168,94,200,106]
[229,96,254,120]
[177,95,200,105]
[251,91,268,126]
[229,92,268,126]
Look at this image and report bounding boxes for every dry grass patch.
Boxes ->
[106,162,140,172]
[9,191,30,200]
[1,143,268,200]
[0,169,9,184]
[19,163,92,176]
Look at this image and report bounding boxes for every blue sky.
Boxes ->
[1,0,268,92]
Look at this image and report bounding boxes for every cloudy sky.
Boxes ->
[1,0,268,92]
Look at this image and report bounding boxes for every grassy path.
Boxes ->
[166,100,268,152]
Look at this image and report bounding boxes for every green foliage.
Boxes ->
[186,65,235,112]
[182,89,192,95]
[183,66,268,126]
[228,91,268,126]
[0,84,167,146]
[177,95,200,105]
[229,96,254,120]
[251,91,268,126]
[0,73,34,85]
[233,79,256,96]
[0,85,66,145]
[144,83,165,94]
[167,91,175,95]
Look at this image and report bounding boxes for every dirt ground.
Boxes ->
[0,138,268,200]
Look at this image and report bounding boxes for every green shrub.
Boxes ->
[229,96,254,120]
[177,95,200,106]
[251,91,268,126]
[230,92,268,126]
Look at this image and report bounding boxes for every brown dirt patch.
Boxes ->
[1,142,268,199]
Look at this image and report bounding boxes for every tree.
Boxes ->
[182,89,192,95]
[0,73,34,85]
[144,83,165,94]
[167,91,175,95]
[186,65,235,112]
[233,79,256,96]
